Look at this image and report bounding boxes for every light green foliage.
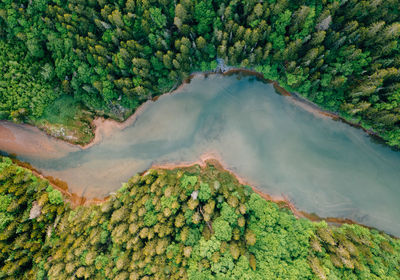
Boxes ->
[181,174,198,194]
[34,94,95,144]
[219,202,238,226]
[255,63,279,81]
[149,7,166,29]
[197,236,221,259]
[247,193,279,227]
[144,211,158,227]
[211,252,235,274]
[160,194,178,216]
[198,182,211,201]
[0,160,399,279]
[46,186,63,205]
[213,218,232,241]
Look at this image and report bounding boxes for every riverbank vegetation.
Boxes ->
[33,95,95,145]
[0,0,400,147]
[0,40,95,144]
[0,156,399,279]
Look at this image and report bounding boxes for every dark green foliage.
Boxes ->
[0,0,400,146]
[0,40,58,121]
[0,157,399,279]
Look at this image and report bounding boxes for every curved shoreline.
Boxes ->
[81,68,387,150]
[5,153,396,238]
[148,153,305,218]
[1,68,385,151]
[1,69,398,236]
[149,155,394,237]
[78,72,193,149]
[6,157,107,206]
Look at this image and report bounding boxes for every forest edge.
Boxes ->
[8,68,390,150]
[2,68,397,237]
[3,154,397,239]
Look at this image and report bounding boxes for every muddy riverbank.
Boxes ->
[1,74,399,236]
[6,154,395,237]
[2,68,383,150]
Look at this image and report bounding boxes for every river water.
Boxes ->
[1,74,400,235]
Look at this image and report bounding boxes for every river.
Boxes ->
[1,74,400,235]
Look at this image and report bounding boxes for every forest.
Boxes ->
[0,0,399,147]
[1,1,400,279]
[0,156,399,279]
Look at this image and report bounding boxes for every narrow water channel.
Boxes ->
[1,74,400,235]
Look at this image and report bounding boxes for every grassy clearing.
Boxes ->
[31,95,95,145]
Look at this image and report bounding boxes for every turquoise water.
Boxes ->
[1,74,400,235]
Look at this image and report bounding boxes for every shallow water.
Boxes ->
[1,75,400,235]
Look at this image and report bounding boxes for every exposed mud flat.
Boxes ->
[0,121,78,159]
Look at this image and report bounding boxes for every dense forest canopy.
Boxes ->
[0,0,400,146]
[1,1,400,279]
[0,156,399,279]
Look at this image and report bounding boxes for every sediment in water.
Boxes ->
[3,68,385,149]
[4,154,394,238]
[0,70,397,235]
